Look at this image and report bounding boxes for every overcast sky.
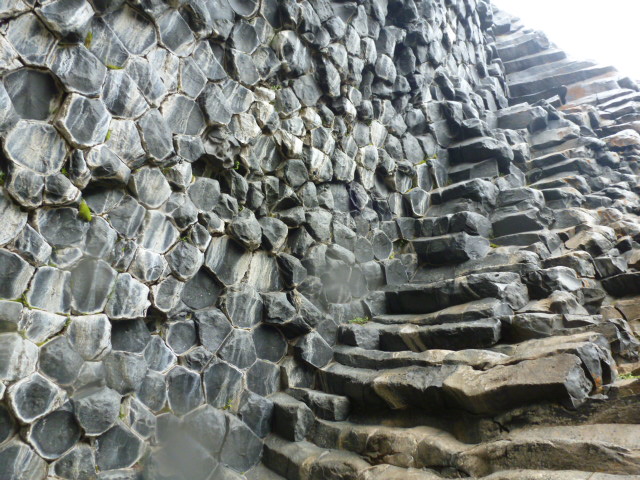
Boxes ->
[491,0,640,79]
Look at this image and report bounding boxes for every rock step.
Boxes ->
[447,136,514,171]
[311,417,640,476]
[429,178,497,208]
[287,387,350,422]
[409,250,540,285]
[338,318,502,352]
[529,174,592,195]
[491,208,550,237]
[509,64,617,100]
[502,47,567,74]
[262,434,371,480]
[460,423,640,476]
[495,31,550,63]
[447,158,500,183]
[507,59,597,85]
[363,465,640,480]
[373,298,513,326]
[398,211,491,240]
[491,230,563,252]
[569,87,636,108]
[385,272,529,314]
[318,352,596,414]
[411,233,490,266]
[333,345,505,371]
[526,157,601,183]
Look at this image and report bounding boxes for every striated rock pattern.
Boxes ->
[0,0,640,479]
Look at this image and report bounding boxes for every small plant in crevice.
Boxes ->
[78,199,93,222]
[222,399,233,410]
[619,373,640,380]
[348,317,370,325]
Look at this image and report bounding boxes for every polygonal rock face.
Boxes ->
[38,336,84,386]
[104,5,157,55]
[72,386,121,436]
[7,373,65,423]
[0,189,27,246]
[182,268,222,310]
[0,248,33,300]
[52,444,97,480]
[128,167,171,209]
[36,0,94,39]
[0,440,48,480]
[202,360,243,408]
[162,94,206,135]
[27,410,82,459]
[4,69,62,120]
[50,45,108,97]
[95,422,144,471]
[166,366,204,415]
[105,273,150,320]
[6,13,57,67]
[70,258,117,314]
[67,314,112,361]
[140,210,179,253]
[0,333,38,382]
[4,120,68,174]
[55,94,111,148]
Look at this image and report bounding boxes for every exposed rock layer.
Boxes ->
[0,0,640,479]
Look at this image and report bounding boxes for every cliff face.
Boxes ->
[1,0,640,478]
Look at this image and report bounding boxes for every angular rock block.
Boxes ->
[412,232,490,265]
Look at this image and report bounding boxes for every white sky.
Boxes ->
[491,0,640,79]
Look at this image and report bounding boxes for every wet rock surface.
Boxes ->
[0,1,640,479]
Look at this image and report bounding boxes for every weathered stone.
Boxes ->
[140,210,180,253]
[52,444,97,480]
[0,440,47,480]
[204,236,252,285]
[293,331,333,368]
[69,258,117,314]
[56,94,111,148]
[6,13,57,67]
[166,320,198,355]
[162,94,206,135]
[0,248,32,300]
[220,414,263,472]
[104,5,157,55]
[68,314,111,361]
[166,366,204,415]
[4,69,62,121]
[20,310,66,345]
[0,333,38,382]
[218,329,257,369]
[194,308,232,354]
[105,273,150,320]
[7,372,65,423]
[103,351,147,394]
[28,409,81,459]
[5,121,68,175]
[138,109,174,161]
[95,422,144,471]
[144,335,177,373]
[72,386,121,436]
[52,44,106,96]
[203,360,243,408]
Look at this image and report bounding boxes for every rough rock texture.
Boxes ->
[1,1,640,479]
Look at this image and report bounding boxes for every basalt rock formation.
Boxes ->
[0,0,640,479]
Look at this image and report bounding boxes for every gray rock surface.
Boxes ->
[0,1,639,478]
